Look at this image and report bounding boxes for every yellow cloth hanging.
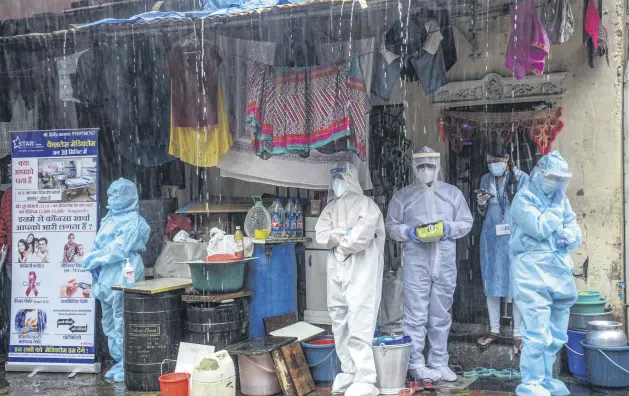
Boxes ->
[169,86,232,167]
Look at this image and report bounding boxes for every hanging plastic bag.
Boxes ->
[206,228,253,258]
[154,240,207,279]
[165,214,191,240]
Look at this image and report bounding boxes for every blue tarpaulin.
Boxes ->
[76,0,312,29]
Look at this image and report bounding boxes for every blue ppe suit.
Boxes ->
[386,147,473,371]
[509,152,581,396]
[479,167,528,297]
[82,178,150,382]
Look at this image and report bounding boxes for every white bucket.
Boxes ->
[238,353,280,396]
[373,342,412,395]
[191,350,236,396]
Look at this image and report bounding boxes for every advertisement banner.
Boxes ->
[6,129,99,372]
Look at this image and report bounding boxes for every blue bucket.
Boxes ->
[566,329,587,380]
[301,335,341,385]
[581,342,629,388]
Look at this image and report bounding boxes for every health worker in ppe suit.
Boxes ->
[315,162,385,396]
[385,146,473,383]
[82,178,150,382]
[510,151,581,396]
[476,143,528,353]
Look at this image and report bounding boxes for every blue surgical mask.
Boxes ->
[489,162,507,177]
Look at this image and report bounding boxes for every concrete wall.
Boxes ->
[384,0,626,320]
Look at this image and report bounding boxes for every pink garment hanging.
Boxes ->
[504,0,550,80]
[585,0,601,50]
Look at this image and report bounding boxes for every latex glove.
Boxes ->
[441,222,452,241]
[476,193,490,206]
[556,228,576,249]
[552,190,564,206]
[346,227,353,236]
[406,227,422,244]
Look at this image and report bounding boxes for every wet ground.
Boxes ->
[0,356,626,395]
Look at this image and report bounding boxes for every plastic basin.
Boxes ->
[571,298,607,314]
[188,261,246,293]
[581,341,629,388]
[577,291,601,303]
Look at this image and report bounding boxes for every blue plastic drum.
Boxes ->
[245,243,298,337]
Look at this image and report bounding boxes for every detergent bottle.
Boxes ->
[122,258,136,288]
[191,350,236,396]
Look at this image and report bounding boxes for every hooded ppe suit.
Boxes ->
[315,162,385,396]
[82,178,150,382]
[385,146,473,379]
[510,151,581,396]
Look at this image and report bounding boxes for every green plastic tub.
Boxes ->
[576,291,601,303]
[571,298,607,314]
[187,261,246,293]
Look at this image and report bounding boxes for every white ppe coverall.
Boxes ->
[315,162,385,396]
[385,147,473,373]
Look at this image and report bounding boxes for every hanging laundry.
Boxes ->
[584,0,601,51]
[168,86,232,168]
[165,38,232,167]
[541,0,574,44]
[504,0,550,80]
[247,59,368,161]
[217,36,373,190]
[373,8,457,99]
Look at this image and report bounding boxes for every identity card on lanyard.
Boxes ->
[495,175,511,236]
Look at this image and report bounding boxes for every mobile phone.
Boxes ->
[77,282,91,289]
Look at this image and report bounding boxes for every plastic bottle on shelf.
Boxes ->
[294,199,304,238]
[285,199,295,238]
[268,199,285,239]
[234,226,244,258]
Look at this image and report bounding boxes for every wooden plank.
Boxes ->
[111,278,192,294]
[176,201,251,215]
[181,289,254,303]
[272,348,297,396]
[282,342,317,396]
[264,313,298,334]
[265,313,316,396]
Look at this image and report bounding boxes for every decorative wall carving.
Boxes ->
[431,72,567,108]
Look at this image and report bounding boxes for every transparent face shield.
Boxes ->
[412,153,440,184]
[328,167,348,200]
[538,169,572,195]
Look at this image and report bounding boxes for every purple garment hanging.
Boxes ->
[504,0,550,80]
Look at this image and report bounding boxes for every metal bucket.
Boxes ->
[372,341,412,394]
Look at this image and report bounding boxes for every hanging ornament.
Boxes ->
[439,117,445,142]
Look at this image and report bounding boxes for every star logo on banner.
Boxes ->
[12,136,21,149]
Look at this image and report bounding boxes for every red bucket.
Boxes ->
[310,338,335,345]
[158,372,191,396]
